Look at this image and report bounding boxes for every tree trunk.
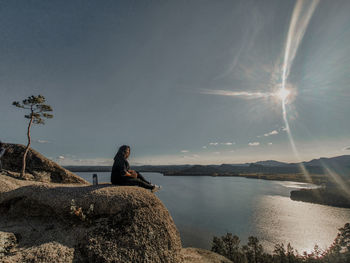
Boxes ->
[21,115,33,178]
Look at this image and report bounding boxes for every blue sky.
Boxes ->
[1,0,349,165]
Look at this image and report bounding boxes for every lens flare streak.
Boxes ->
[200,89,274,98]
[202,0,349,193]
[281,0,320,181]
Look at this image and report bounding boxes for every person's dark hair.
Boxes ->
[114,145,130,160]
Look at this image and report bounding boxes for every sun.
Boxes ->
[276,88,291,101]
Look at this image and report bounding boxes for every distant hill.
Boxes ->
[254,160,289,166]
[167,165,221,175]
[64,155,350,182]
[302,155,350,167]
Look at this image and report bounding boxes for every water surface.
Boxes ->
[77,172,350,252]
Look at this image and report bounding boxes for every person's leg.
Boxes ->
[120,177,154,190]
[136,172,151,184]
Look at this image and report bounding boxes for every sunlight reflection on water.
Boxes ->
[254,195,350,253]
[274,181,319,189]
[77,172,350,253]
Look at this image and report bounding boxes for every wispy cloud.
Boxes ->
[208,142,235,146]
[248,142,260,146]
[268,142,273,145]
[258,127,287,138]
[264,130,279,137]
[221,142,235,146]
[343,146,350,151]
[202,146,207,149]
[181,150,189,153]
[36,139,50,143]
[213,152,221,154]
[56,156,114,166]
[200,89,274,99]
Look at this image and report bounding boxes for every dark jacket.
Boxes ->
[111,155,130,184]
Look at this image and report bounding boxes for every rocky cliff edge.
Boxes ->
[0,144,231,262]
[1,143,88,184]
[0,174,183,262]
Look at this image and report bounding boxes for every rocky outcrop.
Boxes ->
[0,174,183,262]
[0,151,231,263]
[1,143,88,184]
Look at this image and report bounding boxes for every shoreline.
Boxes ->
[163,173,350,209]
[162,172,322,184]
[72,170,350,209]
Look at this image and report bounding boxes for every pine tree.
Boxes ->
[12,95,53,177]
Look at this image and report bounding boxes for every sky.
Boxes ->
[0,0,350,165]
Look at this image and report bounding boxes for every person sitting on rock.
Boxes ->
[0,141,5,172]
[111,145,161,192]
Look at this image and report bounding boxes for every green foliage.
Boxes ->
[242,236,265,263]
[12,95,53,177]
[211,223,350,263]
[324,223,350,263]
[212,233,247,263]
[337,223,350,253]
[12,95,53,124]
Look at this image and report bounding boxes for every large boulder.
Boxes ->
[0,175,183,262]
[1,143,87,184]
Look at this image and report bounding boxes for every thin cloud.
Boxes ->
[36,139,50,143]
[213,152,221,154]
[202,146,207,149]
[264,130,279,137]
[181,150,189,153]
[268,142,273,145]
[248,142,260,146]
[209,142,235,146]
[221,142,235,146]
[343,146,350,151]
[56,157,114,166]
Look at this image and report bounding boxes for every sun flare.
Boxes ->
[277,88,291,101]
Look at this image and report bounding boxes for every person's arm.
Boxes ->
[124,171,134,177]
[128,170,138,177]
[116,159,136,178]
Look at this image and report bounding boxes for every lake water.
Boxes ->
[77,172,350,253]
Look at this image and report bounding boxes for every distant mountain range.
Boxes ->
[64,155,350,208]
[250,155,350,167]
[252,160,289,166]
[65,155,350,180]
[301,155,350,167]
